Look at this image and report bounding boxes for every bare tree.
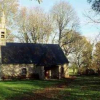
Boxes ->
[0,0,19,27]
[51,1,79,45]
[85,0,100,43]
[15,7,29,43]
[0,0,19,42]
[16,7,53,43]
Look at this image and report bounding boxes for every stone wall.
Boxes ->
[50,64,69,79]
[63,64,69,78]
[0,64,45,79]
[0,63,69,80]
[51,66,59,79]
[33,66,44,79]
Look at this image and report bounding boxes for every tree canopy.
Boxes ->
[88,0,100,12]
[37,0,42,3]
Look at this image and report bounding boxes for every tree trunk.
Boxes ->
[24,33,29,43]
[59,28,62,45]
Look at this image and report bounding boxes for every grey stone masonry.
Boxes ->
[39,66,45,80]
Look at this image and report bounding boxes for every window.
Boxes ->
[1,32,4,34]
[1,32,5,38]
[1,35,4,38]
[22,68,27,75]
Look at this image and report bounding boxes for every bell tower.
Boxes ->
[0,11,6,79]
[0,11,6,65]
[0,11,6,46]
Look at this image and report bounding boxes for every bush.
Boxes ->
[78,68,98,76]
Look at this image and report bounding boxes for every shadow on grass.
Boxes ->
[0,79,63,100]
[58,76,100,100]
[1,79,64,88]
[9,89,60,100]
[0,76,100,100]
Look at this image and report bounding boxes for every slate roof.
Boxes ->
[1,43,69,66]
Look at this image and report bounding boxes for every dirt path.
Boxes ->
[9,77,76,100]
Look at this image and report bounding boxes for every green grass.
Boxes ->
[0,79,62,100]
[59,76,100,100]
[0,76,100,100]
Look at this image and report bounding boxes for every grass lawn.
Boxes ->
[0,76,100,100]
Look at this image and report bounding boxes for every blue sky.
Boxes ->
[19,0,99,41]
